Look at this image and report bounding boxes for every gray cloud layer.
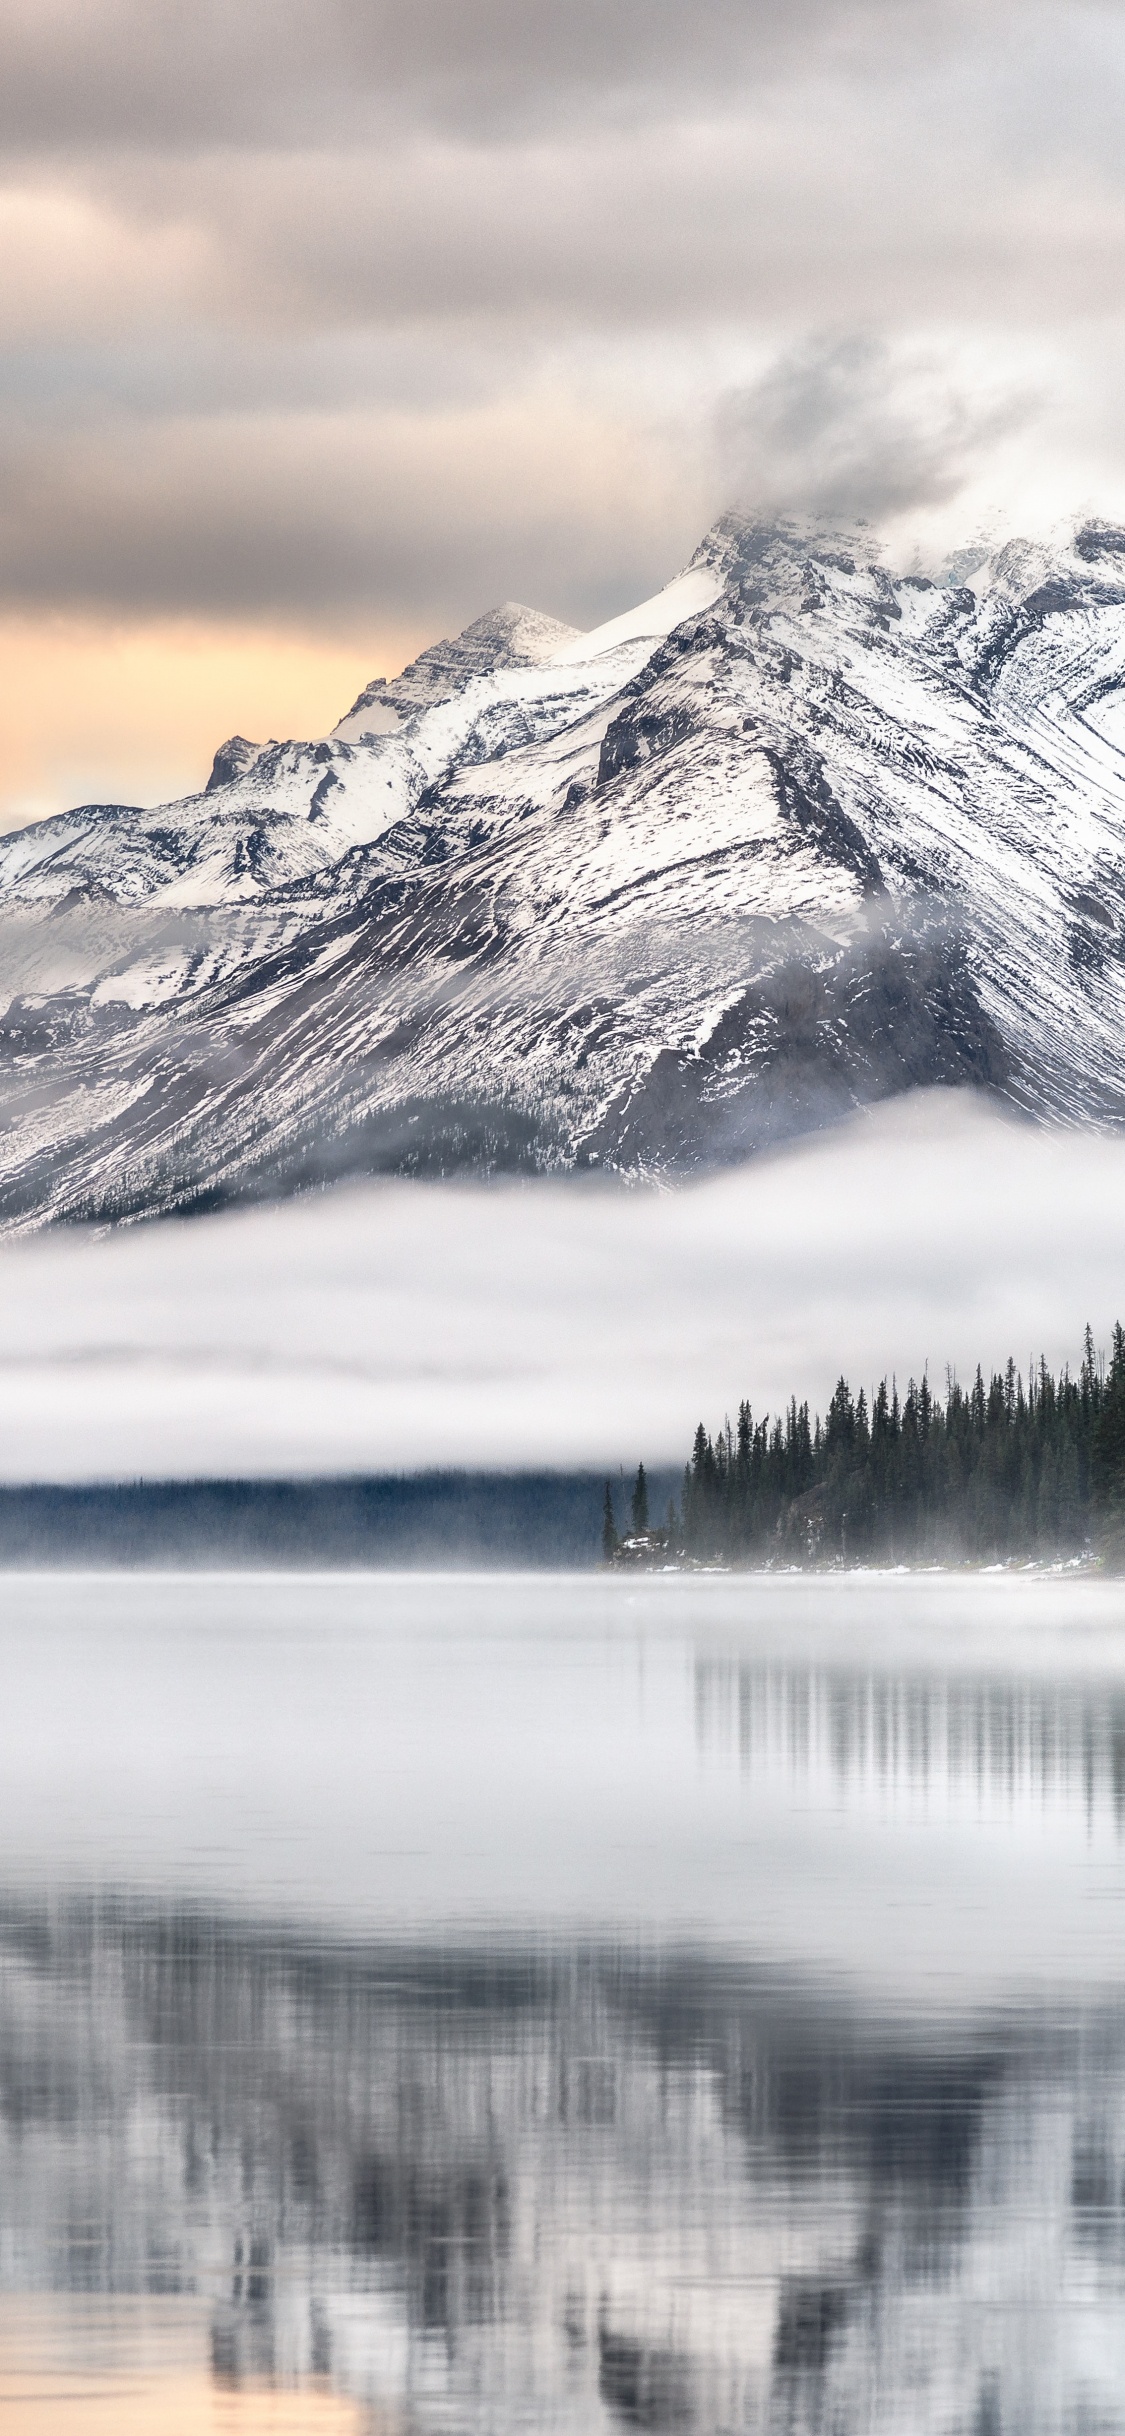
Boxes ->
[0,0,982,149]
[1,0,1124,630]
[717,336,1039,527]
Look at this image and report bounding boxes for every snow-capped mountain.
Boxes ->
[3,510,1125,1226]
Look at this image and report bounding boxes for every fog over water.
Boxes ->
[0,1089,1119,1480]
[3,1568,1125,1989]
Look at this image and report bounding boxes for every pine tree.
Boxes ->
[1094,1324,1125,1515]
[630,1463,649,1535]
[601,1482,618,1562]
[678,1325,1121,1565]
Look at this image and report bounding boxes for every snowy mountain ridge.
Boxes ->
[0,570,718,916]
[2,509,1125,1226]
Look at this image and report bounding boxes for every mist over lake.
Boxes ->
[0,1089,1120,1482]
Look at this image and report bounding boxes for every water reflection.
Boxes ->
[3,1901,1125,2432]
[2,1572,1125,2431]
[695,1657,1125,1827]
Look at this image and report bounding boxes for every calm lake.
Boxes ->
[3,1568,1125,2434]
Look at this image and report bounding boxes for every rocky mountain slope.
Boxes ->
[3,511,1125,1226]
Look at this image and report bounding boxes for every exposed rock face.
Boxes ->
[2,514,1125,1224]
[206,735,263,792]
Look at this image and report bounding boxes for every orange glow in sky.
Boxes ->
[0,614,428,836]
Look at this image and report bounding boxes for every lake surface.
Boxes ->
[4,1569,1125,2433]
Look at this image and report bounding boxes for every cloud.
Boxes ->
[0,392,704,625]
[2,0,1125,690]
[0,1090,1121,1480]
[0,0,977,153]
[716,336,1038,527]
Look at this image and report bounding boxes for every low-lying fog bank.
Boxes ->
[0,1088,1118,1481]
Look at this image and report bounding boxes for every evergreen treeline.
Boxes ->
[666,1326,1125,1566]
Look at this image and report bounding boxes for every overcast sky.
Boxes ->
[4,0,1125,820]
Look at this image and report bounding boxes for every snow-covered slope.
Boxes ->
[0,602,616,912]
[3,511,1125,1226]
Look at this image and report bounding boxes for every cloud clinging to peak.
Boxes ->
[4,0,1125,811]
[717,338,1039,531]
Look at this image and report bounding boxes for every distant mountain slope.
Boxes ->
[2,513,1125,1225]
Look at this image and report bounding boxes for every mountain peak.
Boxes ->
[336,600,584,738]
[689,507,884,584]
[457,601,584,666]
[205,734,263,793]
[389,601,583,701]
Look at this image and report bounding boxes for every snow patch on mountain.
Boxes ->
[549,563,723,665]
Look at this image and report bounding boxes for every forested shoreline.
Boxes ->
[607,1327,1125,1568]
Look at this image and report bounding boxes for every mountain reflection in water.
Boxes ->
[2,1571,1125,2434]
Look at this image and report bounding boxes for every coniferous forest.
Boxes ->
[613,1326,1125,1567]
